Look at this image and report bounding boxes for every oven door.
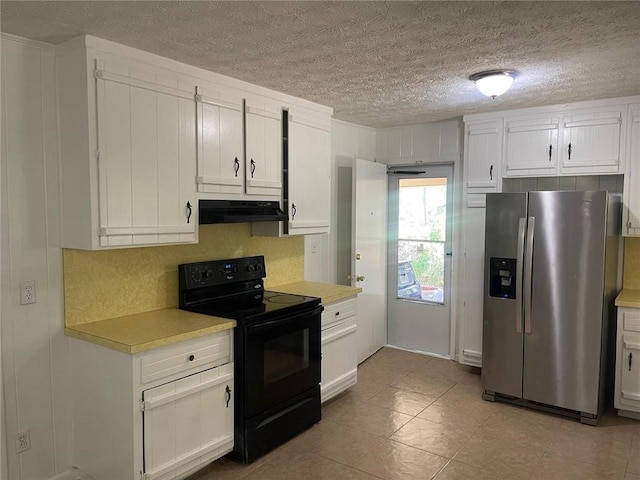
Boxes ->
[244,305,322,417]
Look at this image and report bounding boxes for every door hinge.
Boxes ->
[140,471,147,480]
[139,400,146,412]
[96,150,101,162]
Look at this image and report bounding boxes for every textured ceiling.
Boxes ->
[2,1,639,128]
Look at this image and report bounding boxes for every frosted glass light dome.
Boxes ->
[470,70,517,99]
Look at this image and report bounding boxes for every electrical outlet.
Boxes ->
[20,280,36,305]
[16,429,30,454]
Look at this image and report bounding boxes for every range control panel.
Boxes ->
[179,255,266,290]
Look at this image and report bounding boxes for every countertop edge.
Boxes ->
[270,281,362,304]
[615,289,640,308]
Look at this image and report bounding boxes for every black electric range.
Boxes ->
[178,256,323,464]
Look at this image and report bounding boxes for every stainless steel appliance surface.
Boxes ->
[482,191,620,425]
[178,255,323,463]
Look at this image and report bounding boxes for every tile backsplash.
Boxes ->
[624,237,640,290]
[63,224,304,326]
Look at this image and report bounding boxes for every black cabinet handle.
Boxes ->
[250,159,256,178]
[225,385,232,408]
[568,143,572,160]
[292,203,297,220]
[186,201,192,224]
[335,311,340,316]
[548,145,552,161]
[489,164,493,181]
[188,354,195,362]
[234,157,240,177]
[630,352,633,372]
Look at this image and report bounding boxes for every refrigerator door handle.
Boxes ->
[524,216,535,334]
[515,217,527,334]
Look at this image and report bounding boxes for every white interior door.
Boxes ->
[353,159,388,363]
[387,165,453,357]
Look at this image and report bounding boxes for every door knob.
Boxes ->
[355,253,361,260]
[356,275,365,282]
[347,275,353,281]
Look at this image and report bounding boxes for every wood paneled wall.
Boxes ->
[1,35,73,479]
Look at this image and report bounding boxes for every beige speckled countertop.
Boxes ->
[270,281,362,304]
[65,308,235,354]
[615,289,640,308]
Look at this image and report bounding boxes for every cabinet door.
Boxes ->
[196,88,244,196]
[459,206,486,367]
[95,59,196,247]
[465,120,502,192]
[561,106,624,174]
[245,100,282,197]
[321,317,358,403]
[620,333,640,411]
[625,105,640,236]
[288,114,331,235]
[143,363,234,480]
[504,115,559,176]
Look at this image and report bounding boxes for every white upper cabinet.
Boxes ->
[464,119,502,195]
[377,121,461,165]
[624,104,640,236]
[560,105,626,174]
[57,39,197,249]
[196,86,244,196]
[244,96,283,197]
[504,114,559,177]
[288,110,331,235]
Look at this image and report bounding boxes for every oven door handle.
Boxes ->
[246,306,323,334]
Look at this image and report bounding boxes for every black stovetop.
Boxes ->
[185,290,321,322]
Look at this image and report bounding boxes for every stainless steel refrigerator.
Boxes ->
[481,190,620,425]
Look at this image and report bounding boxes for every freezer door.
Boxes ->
[523,191,607,414]
[482,193,528,398]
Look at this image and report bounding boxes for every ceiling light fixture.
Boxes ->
[469,70,518,99]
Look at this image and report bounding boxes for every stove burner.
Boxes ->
[265,294,305,305]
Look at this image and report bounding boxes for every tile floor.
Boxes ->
[188,347,640,480]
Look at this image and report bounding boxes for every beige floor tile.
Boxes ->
[411,357,476,382]
[417,402,491,430]
[627,442,640,474]
[358,362,413,386]
[186,458,257,480]
[559,410,640,444]
[327,400,414,437]
[367,387,438,416]
[348,439,449,480]
[292,418,385,465]
[474,406,564,451]
[533,455,626,480]
[626,474,640,480]
[544,434,631,472]
[390,417,476,458]
[364,347,434,371]
[433,459,531,480]
[391,371,458,398]
[633,434,640,449]
[453,435,543,478]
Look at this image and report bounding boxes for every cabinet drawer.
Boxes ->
[140,331,231,385]
[622,310,640,333]
[322,298,357,330]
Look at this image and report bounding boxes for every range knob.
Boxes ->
[247,264,255,273]
[204,269,214,279]
[256,264,263,272]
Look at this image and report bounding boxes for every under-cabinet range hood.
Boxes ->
[198,200,287,224]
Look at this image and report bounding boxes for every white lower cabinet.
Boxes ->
[615,308,640,418]
[69,330,234,480]
[321,297,358,402]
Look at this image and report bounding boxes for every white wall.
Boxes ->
[304,120,376,283]
[1,34,73,480]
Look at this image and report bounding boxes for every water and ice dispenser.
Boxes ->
[489,257,517,299]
